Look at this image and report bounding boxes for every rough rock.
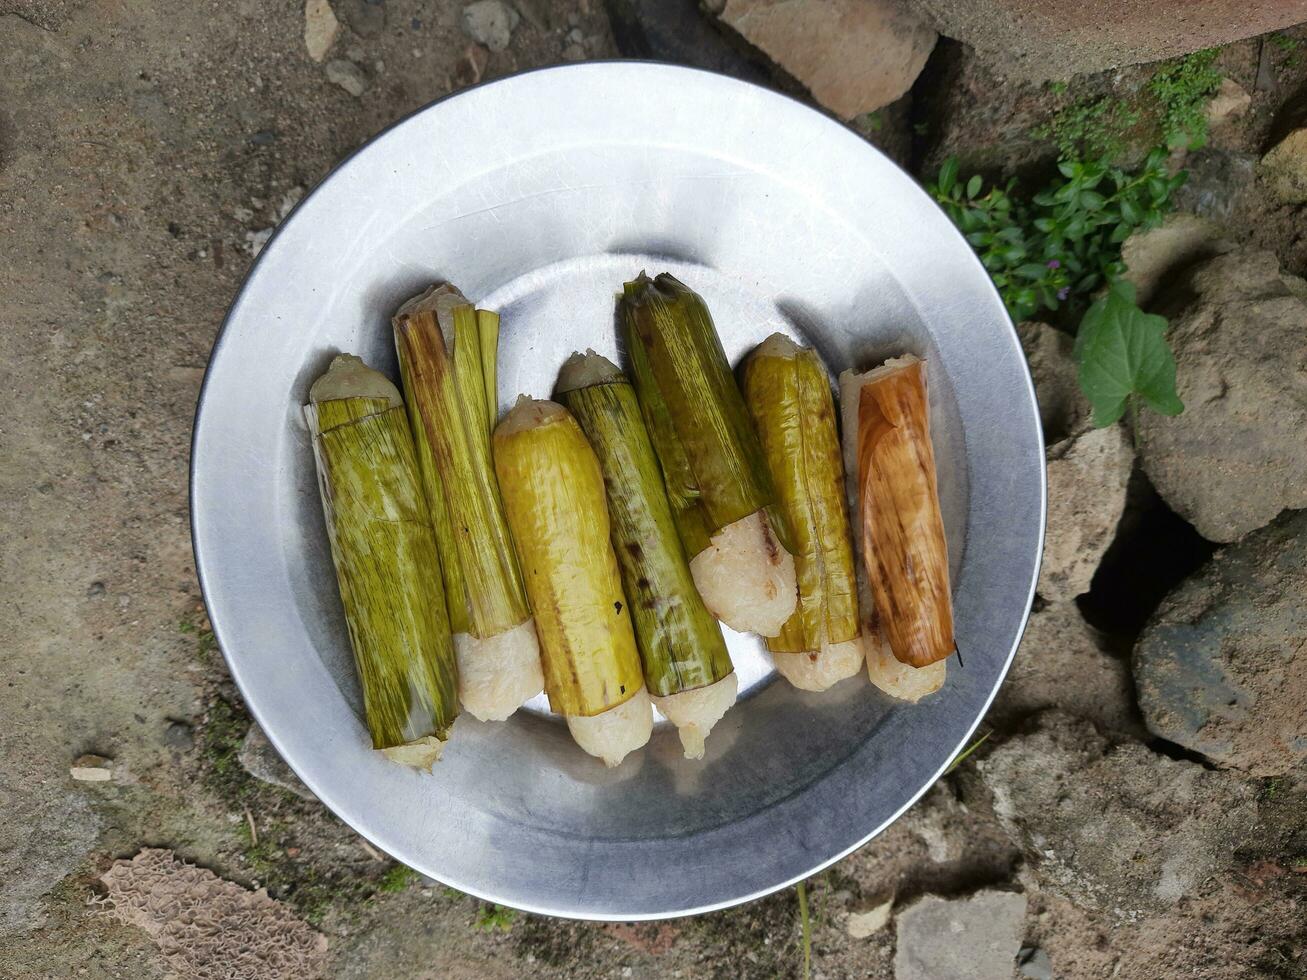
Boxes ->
[893,889,1027,980]
[0,776,102,934]
[1205,78,1251,129]
[604,0,776,85]
[1039,424,1133,602]
[1120,213,1229,307]
[324,58,369,97]
[162,720,195,751]
[913,42,1049,177]
[980,711,1257,917]
[715,0,936,119]
[303,0,340,63]
[337,0,385,38]
[1133,510,1307,777]
[461,0,520,53]
[1137,250,1307,543]
[838,781,1022,925]
[910,0,1307,82]
[992,602,1142,736]
[1016,946,1053,980]
[239,725,317,802]
[1017,321,1086,441]
[1171,148,1257,221]
[1260,128,1307,205]
[845,896,893,938]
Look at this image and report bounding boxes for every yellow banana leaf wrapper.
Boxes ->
[743,334,860,654]
[493,397,644,717]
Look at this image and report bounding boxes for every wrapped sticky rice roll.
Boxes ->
[558,351,738,758]
[304,355,459,769]
[840,357,949,699]
[620,272,798,637]
[393,285,544,721]
[742,334,865,692]
[493,396,652,766]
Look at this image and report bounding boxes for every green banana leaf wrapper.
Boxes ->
[560,355,734,697]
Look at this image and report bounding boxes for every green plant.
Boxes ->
[476,903,517,932]
[796,879,811,980]
[1075,281,1184,426]
[930,149,1182,322]
[377,864,416,894]
[1269,33,1303,68]
[1147,48,1222,149]
[179,613,217,662]
[1034,49,1222,159]
[1034,95,1140,161]
[929,151,1186,427]
[946,730,992,773]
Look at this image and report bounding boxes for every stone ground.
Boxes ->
[2,2,1305,978]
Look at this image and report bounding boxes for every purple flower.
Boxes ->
[1046,259,1061,269]
[1057,286,1070,301]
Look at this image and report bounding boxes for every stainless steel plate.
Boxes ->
[191,62,1044,920]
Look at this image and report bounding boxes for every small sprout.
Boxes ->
[377,864,417,894]
[796,879,811,980]
[946,729,992,773]
[475,903,517,931]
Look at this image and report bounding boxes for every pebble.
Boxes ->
[1205,78,1251,128]
[1017,946,1053,980]
[70,754,114,782]
[894,890,1027,979]
[461,0,520,53]
[304,0,340,62]
[339,0,386,38]
[86,581,106,597]
[325,58,369,97]
[845,896,893,938]
[238,724,318,801]
[163,720,194,751]
[244,227,274,256]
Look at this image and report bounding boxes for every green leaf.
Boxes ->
[966,174,983,199]
[1074,281,1184,427]
[938,158,959,196]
